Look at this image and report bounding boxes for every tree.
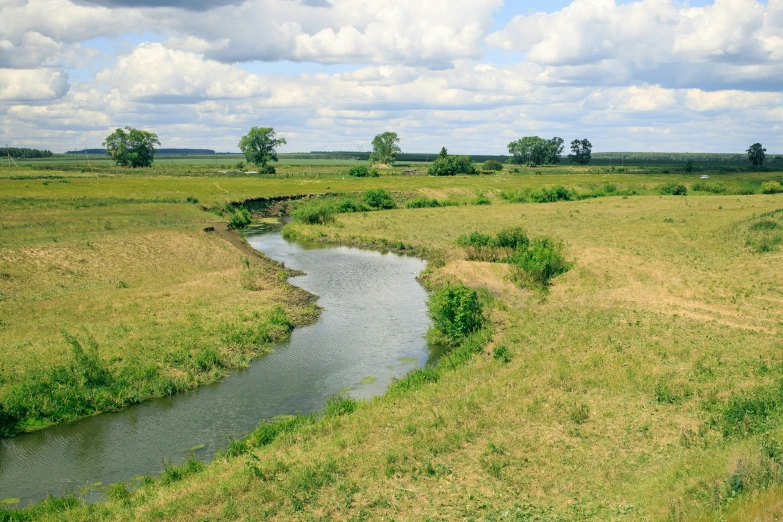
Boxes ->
[508,137,563,166]
[428,149,477,176]
[238,127,287,168]
[546,137,564,164]
[684,159,693,173]
[370,132,401,165]
[103,127,160,168]
[747,143,767,167]
[569,139,592,165]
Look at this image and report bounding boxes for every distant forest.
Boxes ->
[1,147,53,158]
[66,148,216,155]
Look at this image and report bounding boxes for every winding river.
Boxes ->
[0,223,439,507]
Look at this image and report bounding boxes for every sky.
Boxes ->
[0,0,780,154]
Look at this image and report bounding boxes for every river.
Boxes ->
[0,223,439,507]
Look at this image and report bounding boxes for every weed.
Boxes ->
[569,403,590,424]
[160,455,205,485]
[324,396,358,418]
[493,345,512,363]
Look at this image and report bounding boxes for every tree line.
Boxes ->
[96,126,773,171]
[1,147,53,158]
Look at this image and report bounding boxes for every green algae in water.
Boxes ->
[359,376,377,385]
[0,498,21,506]
[398,357,418,363]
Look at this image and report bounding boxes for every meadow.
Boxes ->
[2,159,783,520]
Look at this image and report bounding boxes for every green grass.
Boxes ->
[4,164,783,520]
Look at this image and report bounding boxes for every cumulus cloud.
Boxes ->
[487,0,783,91]
[1,0,781,153]
[0,69,69,101]
[96,43,269,102]
[161,0,501,66]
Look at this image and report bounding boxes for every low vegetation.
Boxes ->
[4,161,783,520]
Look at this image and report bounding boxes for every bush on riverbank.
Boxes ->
[457,227,571,289]
[427,283,486,346]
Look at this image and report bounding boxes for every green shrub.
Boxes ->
[428,155,477,176]
[456,227,529,262]
[235,161,245,170]
[482,160,503,172]
[658,182,688,195]
[508,236,571,288]
[493,227,529,250]
[427,284,485,346]
[761,181,783,194]
[406,197,441,209]
[348,165,379,177]
[292,201,337,224]
[337,199,370,213]
[228,207,251,229]
[260,165,276,174]
[363,188,396,209]
[692,181,727,193]
[529,186,574,203]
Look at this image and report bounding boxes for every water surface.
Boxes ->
[0,225,437,506]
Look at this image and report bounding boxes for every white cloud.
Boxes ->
[0,69,69,101]
[487,0,783,91]
[96,43,270,102]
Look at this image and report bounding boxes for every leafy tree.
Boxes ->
[568,139,592,165]
[370,132,401,165]
[428,150,477,176]
[238,127,287,167]
[747,143,767,167]
[684,159,693,173]
[546,137,564,164]
[103,127,160,168]
[508,136,563,166]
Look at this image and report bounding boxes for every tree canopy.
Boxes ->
[103,127,160,168]
[428,148,477,176]
[369,132,401,165]
[569,139,592,165]
[238,127,287,167]
[747,143,767,167]
[507,137,564,166]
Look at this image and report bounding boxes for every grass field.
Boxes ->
[3,163,783,520]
